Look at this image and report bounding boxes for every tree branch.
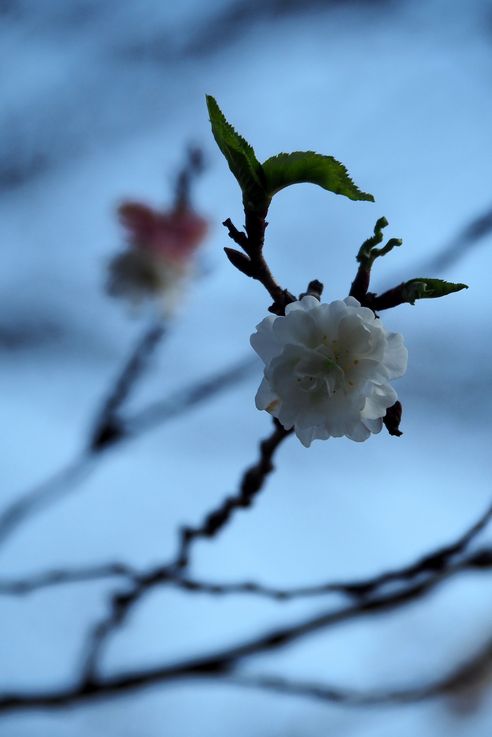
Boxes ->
[2,500,491,602]
[222,216,296,315]
[89,322,166,452]
[80,419,292,682]
[0,356,257,553]
[1,553,490,715]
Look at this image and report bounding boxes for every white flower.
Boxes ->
[250,295,408,447]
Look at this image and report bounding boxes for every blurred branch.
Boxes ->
[1,552,491,714]
[230,632,492,705]
[3,502,491,601]
[0,356,256,552]
[127,355,256,435]
[89,321,166,452]
[174,146,205,210]
[378,202,492,293]
[0,563,138,596]
[0,319,167,551]
[419,203,492,275]
[0,454,95,548]
[175,418,292,569]
[81,418,292,682]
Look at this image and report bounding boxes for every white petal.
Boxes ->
[362,417,383,434]
[343,296,361,308]
[251,295,407,447]
[295,424,331,447]
[337,315,373,356]
[384,332,408,379]
[362,382,397,420]
[346,421,371,442]
[250,316,279,364]
[272,309,320,348]
[255,377,278,411]
[285,295,320,314]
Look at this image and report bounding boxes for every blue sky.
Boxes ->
[1,1,492,735]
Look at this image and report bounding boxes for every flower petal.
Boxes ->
[255,376,278,411]
[250,316,279,364]
[250,296,407,445]
[384,331,408,379]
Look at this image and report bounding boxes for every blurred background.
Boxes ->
[2,0,492,734]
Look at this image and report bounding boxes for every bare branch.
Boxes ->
[0,555,490,715]
[175,418,292,568]
[89,322,166,452]
[0,356,257,552]
[80,419,292,682]
[0,455,95,548]
[174,146,205,211]
[128,355,257,436]
[222,216,296,315]
[2,503,491,603]
[0,563,138,596]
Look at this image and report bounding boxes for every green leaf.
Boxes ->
[402,278,468,304]
[262,151,374,202]
[206,95,266,209]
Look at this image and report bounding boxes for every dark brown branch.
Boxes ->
[0,454,95,549]
[0,356,257,552]
[364,284,409,311]
[174,146,205,211]
[3,503,491,603]
[80,419,292,682]
[89,322,166,452]
[0,146,211,552]
[229,631,492,706]
[174,499,492,600]
[175,418,292,568]
[0,320,166,551]
[0,563,138,596]
[222,217,296,315]
[128,355,257,435]
[0,554,489,715]
[349,262,371,304]
[299,279,324,301]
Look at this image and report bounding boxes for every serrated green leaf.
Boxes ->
[402,278,468,304]
[206,96,266,209]
[262,151,374,202]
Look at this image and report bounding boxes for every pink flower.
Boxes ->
[107,201,208,314]
[118,202,208,265]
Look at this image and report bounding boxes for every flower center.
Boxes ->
[295,353,346,397]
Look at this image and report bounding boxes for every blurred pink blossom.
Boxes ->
[107,201,208,314]
[118,202,208,265]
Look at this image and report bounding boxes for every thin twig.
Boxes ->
[0,356,257,554]
[223,216,296,315]
[0,321,166,553]
[0,147,210,552]
[3,505,491,603]
[80,419,292,683]
[175,418,292,568]
[174,146,205,210]
[0,555,489,715]
[128,355,257,435]
[0,454,96,549]
[0,563,138,596]
[89,322,166,452]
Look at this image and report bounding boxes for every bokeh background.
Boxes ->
[2,0,492,734]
